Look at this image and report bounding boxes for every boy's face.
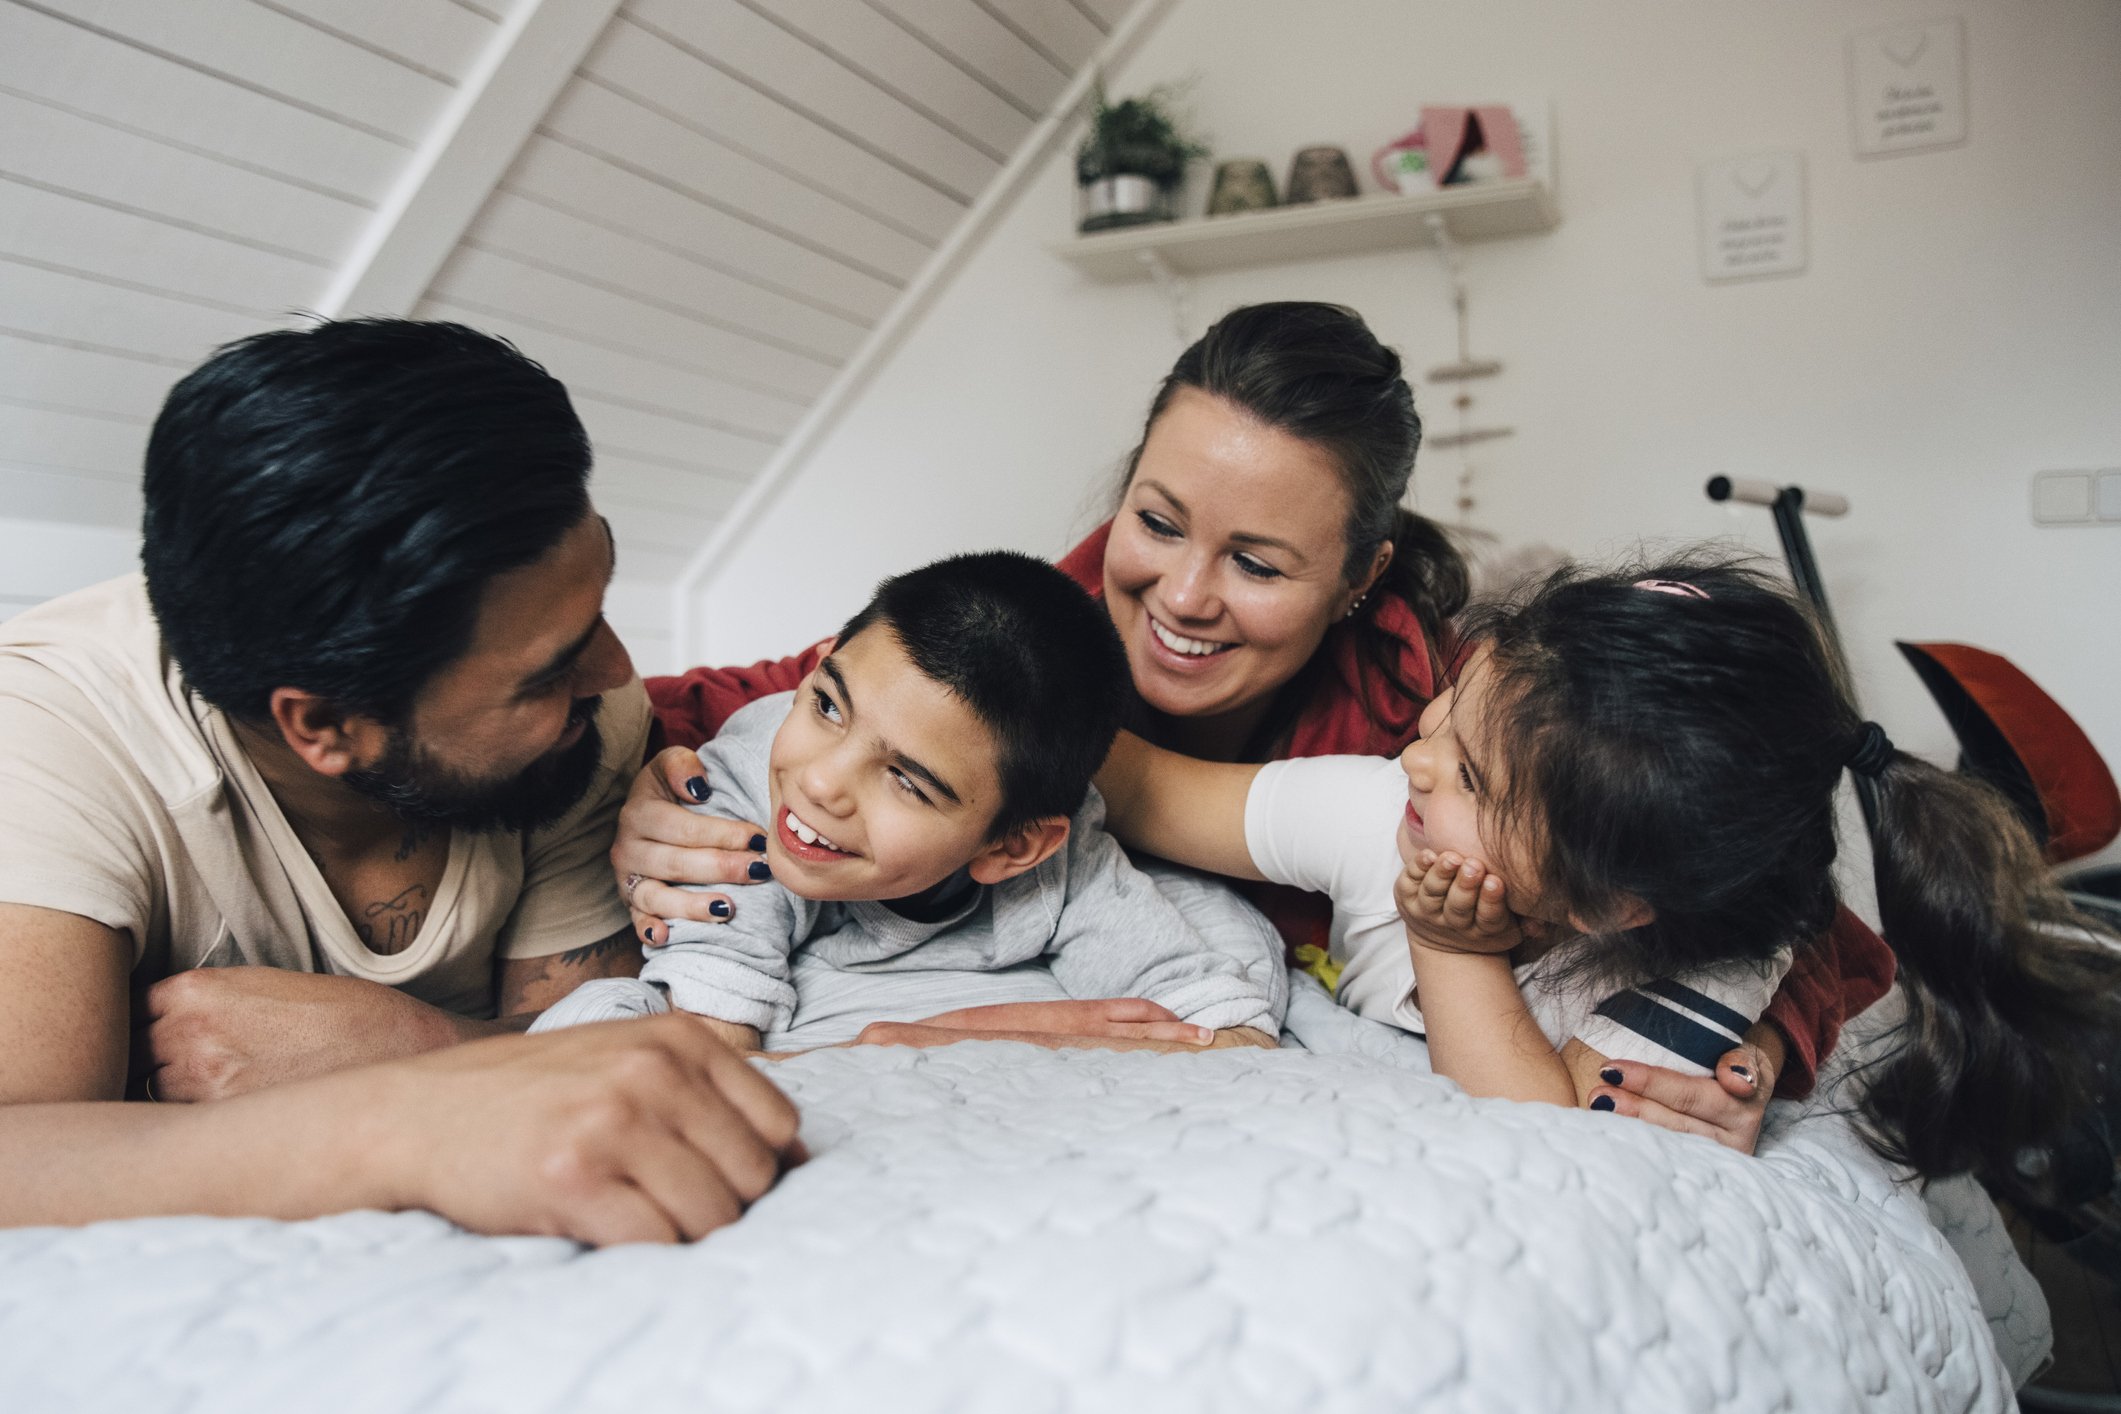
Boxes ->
[764,626,1008,902]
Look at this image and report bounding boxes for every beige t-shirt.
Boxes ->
[0,576,649,1017]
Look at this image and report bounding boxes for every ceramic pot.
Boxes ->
[1285,146,1359,203]
[1078,174,1171,232]
[1205,159,1277,216]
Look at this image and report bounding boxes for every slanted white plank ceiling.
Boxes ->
[0,0,1130,665]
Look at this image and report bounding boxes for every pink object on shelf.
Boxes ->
[1419,106,1527,185]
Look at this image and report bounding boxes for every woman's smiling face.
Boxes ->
[1103,388,1364,731]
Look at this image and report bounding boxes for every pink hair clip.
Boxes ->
[1634,579,1710,600]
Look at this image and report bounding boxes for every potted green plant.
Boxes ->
[1075,81,1208,233]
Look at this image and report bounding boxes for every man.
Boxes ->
[0,319,799,1243]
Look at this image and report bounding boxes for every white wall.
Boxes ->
[690,0,2121,868]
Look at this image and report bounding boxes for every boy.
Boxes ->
[537,552,1287,1049]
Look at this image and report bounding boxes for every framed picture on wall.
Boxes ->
[1848,16,1969,157]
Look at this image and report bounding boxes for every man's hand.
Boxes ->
[0,1013,806,1243]
[1585,1031,1781,1156]
[613,746,767,946]
[1395,850,1523,956]
[371,1014,804,1245]
[141,967,467,1102]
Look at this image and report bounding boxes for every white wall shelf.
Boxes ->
[1050,178,1559,281]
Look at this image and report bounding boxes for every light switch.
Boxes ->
[2033,470,2094,524]
[2099,469,2121,522]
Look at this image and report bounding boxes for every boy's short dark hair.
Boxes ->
[142,318,592,725]
[835,551,1128,836]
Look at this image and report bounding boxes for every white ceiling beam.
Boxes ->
[318,0,624,318]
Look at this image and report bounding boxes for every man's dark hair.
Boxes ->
[142,318,593,724]
[835,551,1128,836]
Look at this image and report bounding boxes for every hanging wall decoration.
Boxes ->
[1419,214,1513,527]
[1697,151,1808,283]
[1848,16,1968,157]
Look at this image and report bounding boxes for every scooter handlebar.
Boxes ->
[1705,476,1849,517]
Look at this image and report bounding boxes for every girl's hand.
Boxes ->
[1586,1040,1777,1155]
[1395,850,1523,956]
[611,747,767,946]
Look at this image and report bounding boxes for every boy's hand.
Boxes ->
[1395,850,1523,956]
[899,998,1212,1045]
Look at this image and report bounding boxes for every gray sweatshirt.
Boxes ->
[613,694,1287,1047]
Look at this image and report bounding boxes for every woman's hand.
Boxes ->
[1395,850,1523,956]
[1584,1029,1781,1156]
[612,746,768,944]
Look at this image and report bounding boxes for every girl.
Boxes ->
[1100,553,2121,1185]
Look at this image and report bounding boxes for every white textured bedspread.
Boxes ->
[0,1003,2039,1414]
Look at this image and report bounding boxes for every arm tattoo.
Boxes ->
[556,925,637,970]
[498,925,641,1016]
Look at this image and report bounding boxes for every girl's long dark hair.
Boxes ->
[1121,302,1469,708]
[1467,553,2121,1188]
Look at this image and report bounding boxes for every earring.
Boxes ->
[1342,590,1370,621]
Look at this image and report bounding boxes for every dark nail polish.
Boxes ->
[709,900,732,919]
[1599,1066,1623,1086]
[748,860,772,881]
[640,925,657,945]
[747,833,768,853]
[1730,1064,1754,1083]
[1590,1095,1616,1112]
[684,775,710,802]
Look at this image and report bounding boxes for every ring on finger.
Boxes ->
[623,872,644,907]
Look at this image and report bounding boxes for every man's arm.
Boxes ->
[2,898,800,1240]
[494,924,644,1018]
[0,904,132,1104]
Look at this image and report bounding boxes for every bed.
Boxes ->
[0,978,2045,1413]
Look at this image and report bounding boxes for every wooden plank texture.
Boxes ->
[415,296,809,440]
[501,136,902,322]
[977,0,1105,71]
[255,0,498,83]
[0,5,403,196]
[463,192,866,362]
[22,0,449,143]
[0,331,185,420]
[864,0,1067,114]
[0,90,368,262]
[584,16,966,244]
[0,258,277,363]
[425,246,839,401]
[572,393,776,480]
[733,0,1033,157]
[629,0,1000,197]
[0,463,141,527]
[0,400,150,478]
[0,177,331,315]
[542,79,932,283]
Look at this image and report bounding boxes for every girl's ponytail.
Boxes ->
[1859,748,2121,1188]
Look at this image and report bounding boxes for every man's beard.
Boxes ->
[344,696,606,835]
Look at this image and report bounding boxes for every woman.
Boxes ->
[620,303,1895,1150]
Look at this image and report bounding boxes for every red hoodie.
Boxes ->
[646,521,1894,1096]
